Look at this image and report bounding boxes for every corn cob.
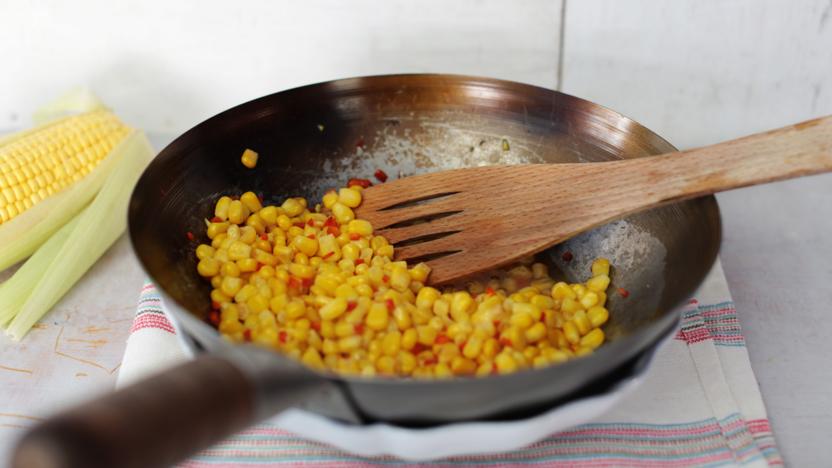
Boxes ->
[0,110,129,223]
[0,110,131,269]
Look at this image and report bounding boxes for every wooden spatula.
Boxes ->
[354,116,832,285]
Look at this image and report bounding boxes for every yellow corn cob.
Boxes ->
[0,110,130,223]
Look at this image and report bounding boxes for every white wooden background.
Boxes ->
[2,0,831,465]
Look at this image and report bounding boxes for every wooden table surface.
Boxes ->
[0,135,829,465]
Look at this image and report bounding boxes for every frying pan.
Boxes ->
[13,75,721,468]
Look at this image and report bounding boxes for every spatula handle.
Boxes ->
[12,355,255,468]
[638,115,832,203]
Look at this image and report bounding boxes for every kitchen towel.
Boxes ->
[118,260,782,467]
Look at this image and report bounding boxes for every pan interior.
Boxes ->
[129,74,720,364]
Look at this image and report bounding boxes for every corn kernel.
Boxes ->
[338,187,362,208]
[331,202,355,224]
[587,274,611,292]
[366,302,389,330]
[197,258,220,277]
[591,258,611,276]
[241,148,258,168]
[320,298,348,321]
[240,191,262,212]
[588,306,609,328]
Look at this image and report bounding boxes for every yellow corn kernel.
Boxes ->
[450,292,474,322]
[337,336,362,352]
[335,321,355,337]
[228,240,251,261]
[531,262,548,279]
[573,310,592,335]
[228,200,248,224]
[375,244,394,258]
[206,222,229,239]
[211,276,223,288]
[392,305,413,330]
[347,219,373,237]
[510,311,534,329]
[530,294,554,310]
[376,355,396,375]
[587,306,609,328]
[247,294,269,314]
[366,302,389,330]
[435,362,453,378]
[301,348,324,369]
[591,258,611,276]
[322,190,339,209]
[463,335,483,359]
[292,235,319,257]
[587,274,611,292]
[197,258,220,277]
[240,191,262,212]
[415,287,440,310]
[417,324,440,346]
[551,282,576,300]
[331,202,355,224]
[580,291,599,309]
[195,244,215,260]
[220,276,243,297]
[281,198,305,217]
[214,196,232,220]
[288,263,315,279]
[319,297,348,321]
[524,322,547,343]
[210,289,230,304]
[401,328,418,350]
[580,328,605,349]
[338,187,362,208]
[259,205,279,225]
[561,297,582,314]
[512,302,542,321]
[495,353,518,374]
[563,321,580,344]
[241,148,258,168]
[382,331,401,356]
[389,268,411,292]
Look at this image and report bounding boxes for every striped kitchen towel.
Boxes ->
[118,260,782,467]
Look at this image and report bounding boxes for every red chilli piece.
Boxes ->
[347,300,358,311]
[354,259,365,265]
[485,287,495,296]
[435,334,450,344]
[301,277,313,288]
[306,218,315,227]
[382,274,390,283]
[311,321,321,332]
[617,287,630,298]
[499,338,513,348]
[385,298,395,312]
[278,331,288,344]
[347,178,372,189]
[288,276,302,289]
[374,169,388,182]
[243,329,252,342]
[349,233,361,241]
[326,226,340,236]
[322,251,335,259]
[324,216,338,228]
[260,233,268,240]
[210,216,223,223]
[354,324,365,334]
[186,231,195,241]
[562,251,574,262]
[307,234,316,239]
[208,310,220,326]
[412,343,428,354]
[211,301,221,310]
[293,222,306,228]
[356,137,366,149]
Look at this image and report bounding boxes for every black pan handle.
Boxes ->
[13,354,255,468]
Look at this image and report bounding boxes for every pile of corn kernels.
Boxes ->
[195,184,612,378]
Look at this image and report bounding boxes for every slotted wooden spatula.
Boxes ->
[354,116,832,285]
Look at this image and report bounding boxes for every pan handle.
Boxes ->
[13,354,259,468]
